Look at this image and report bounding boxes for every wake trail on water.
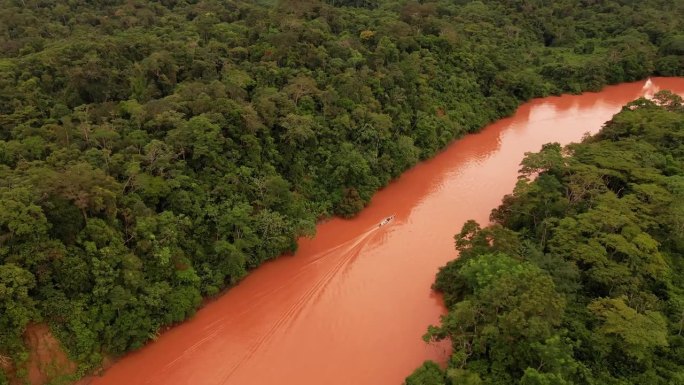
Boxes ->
[217,225,384,384]
[144,224,386,385]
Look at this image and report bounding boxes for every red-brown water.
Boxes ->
[84,78,684,385]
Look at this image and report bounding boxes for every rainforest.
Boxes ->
[0,0,683,384]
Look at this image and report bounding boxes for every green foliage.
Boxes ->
[405,361,445,385]
[1,0,683,378]
[411,95,684,384]
[588,297,668,361]
[0,264,37,358]
[446,368,483,385]
[425,254,567,383]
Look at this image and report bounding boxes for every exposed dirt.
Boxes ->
[1,355,15,384]
[20,323,77,385]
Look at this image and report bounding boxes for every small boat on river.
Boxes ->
[378,215,395,227]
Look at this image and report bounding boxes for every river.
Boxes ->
[83,78,684,385]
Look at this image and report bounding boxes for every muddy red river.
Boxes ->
[84,78,684,385]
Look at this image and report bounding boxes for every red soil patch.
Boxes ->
[21,323,77,385]
[1,355,15,383]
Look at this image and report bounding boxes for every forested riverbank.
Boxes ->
[1,0,684,382]
[406,92,684,385]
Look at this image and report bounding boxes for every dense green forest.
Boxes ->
[405,92,684,385]
[1,0,683,381]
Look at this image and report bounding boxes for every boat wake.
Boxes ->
[145,223,386,384]
[217,225,381,383]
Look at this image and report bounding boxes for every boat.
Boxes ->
[378,215,395,227]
